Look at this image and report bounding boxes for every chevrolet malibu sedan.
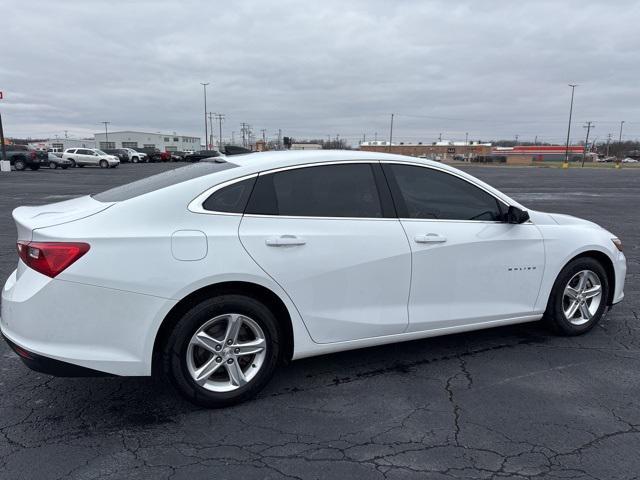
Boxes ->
[1,151,626,407]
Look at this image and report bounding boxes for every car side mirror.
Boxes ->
[506,205,530,224]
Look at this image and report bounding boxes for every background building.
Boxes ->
[360,141,492,161]
[492,145,592,164]
[28,138,95,151]
[94,131,200,151]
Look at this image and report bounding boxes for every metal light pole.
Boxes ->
[564,84,578,168]
[200,82,209,149]
[388,113,394,153]
[616,120,625,168]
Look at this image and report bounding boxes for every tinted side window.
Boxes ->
[385,164,504,221]
[202,177,256,213]
[246,164,383,218]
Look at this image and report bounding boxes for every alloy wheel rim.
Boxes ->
[186,313,267,392]
[562,270,602,326]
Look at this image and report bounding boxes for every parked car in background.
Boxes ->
[1,145,44,171]
[169,151,186,162]
[183,150,222,162]
[61,148,120,168]
[46,152,73,169]
[133,147,171,162]
[123,148,147,163]
[103,149,131,162]
[622,157,639,163]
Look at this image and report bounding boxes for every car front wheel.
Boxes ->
[544,257,609,335]
[49,161,58,169]
[163,295,281,408]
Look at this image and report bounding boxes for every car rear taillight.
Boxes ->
[16,241,90,278]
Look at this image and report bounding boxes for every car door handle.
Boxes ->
[414,233,447,244]
[265,235,306,247]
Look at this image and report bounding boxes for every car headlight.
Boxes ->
[611,238,623,251]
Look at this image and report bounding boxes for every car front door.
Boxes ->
[382,163,545,332]
[239,162,412,343]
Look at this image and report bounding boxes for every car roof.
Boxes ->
[229,149,458,174]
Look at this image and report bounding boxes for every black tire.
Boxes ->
[99,160,108,168]
[69,159,76,168]
[49,161,57,169]
[163,295,281,408]
[14,158,26,171]
[544,257,609,336]
[132,157,139,163]
[29,164,40,171]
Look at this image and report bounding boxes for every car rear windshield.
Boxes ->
[93,162,237,202]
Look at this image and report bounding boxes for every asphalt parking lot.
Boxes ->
[0,163,638,480]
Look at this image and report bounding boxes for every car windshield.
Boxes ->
[93,161,236,202]
[95,150,108,155]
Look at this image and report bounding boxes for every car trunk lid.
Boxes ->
[13,195,114,241]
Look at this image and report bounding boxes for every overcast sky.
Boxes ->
[2,0,639,145]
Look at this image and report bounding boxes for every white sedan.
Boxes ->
[1,151,626,407]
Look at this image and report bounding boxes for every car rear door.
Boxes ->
[238,162,412,343]
[382,162,545,332]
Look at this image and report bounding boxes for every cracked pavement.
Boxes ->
[0,163,638,479]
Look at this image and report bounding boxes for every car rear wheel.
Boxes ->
[544,257,609,335]
[14,159,26,171]
[163,295,281,408]
[99,160,108,168]
[49,161,57,169]
[69,159,76,168]
[132,157,139,163]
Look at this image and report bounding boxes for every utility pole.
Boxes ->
[200,82,209,150]
[606,133,612,157]
[438,132,442,142]
[534,135,538,145]
[278,129,282,150]
[64,130,68,139]
[388,113,394,153]
[261,128,266,143]
[465,132,469,145]
[214,113,225,148]
[564,84,578,168]
[101,121,111,148]
[514,134,519,145]
[581,121,594,167]
[207,112,214,150]
[240,122,248,147]
[0,113,7,167]
[231,131,235,145]
[374,132,378,142]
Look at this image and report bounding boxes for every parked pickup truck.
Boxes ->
[1,145,46,171]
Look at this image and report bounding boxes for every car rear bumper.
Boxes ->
[2,334,113,377]
[2,268,174,376]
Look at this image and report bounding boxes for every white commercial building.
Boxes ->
[94,131,201,152]
[29,138,95,152]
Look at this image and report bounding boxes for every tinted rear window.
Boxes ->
[93,162,237,202]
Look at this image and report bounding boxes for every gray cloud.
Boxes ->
[2,0,639,144]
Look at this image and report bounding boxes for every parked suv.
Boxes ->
[1,145,44,171]
[62,148,120,168]
[123,148,147,163]
[103,149,130,162]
